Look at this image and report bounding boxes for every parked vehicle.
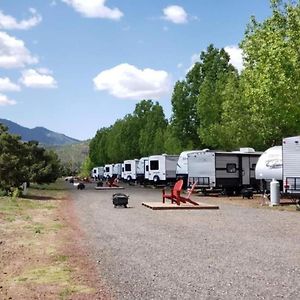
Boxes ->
[91,166,104,180]
[136,157,149,184]
[113,163,122,179]
[282,136,300,195]
[104,164,114,179]
[148,154,179,184]
[187,148,261,195]
[176,150,204,188]
[255,146,282,192]
[123,159,139,182]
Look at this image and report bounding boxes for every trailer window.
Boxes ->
[226,163,237,173]
[125,164,131,172]
[93,169,96,173]
[150,160,159,170]
[105,167,109,172]
[251,163,256,170]
[146,165,149,171]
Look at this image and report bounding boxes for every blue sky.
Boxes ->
[0,0,271,140]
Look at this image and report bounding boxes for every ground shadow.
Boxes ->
[23,195,66,201]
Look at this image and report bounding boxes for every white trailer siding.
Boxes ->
[188,150,261,191]
[188,152,215,187]
[104,164,113,178]
[148,155,179,183]
[113,163,122,178]
[91,166,104,179]
[123,159,138,181]
[283,136,300,193]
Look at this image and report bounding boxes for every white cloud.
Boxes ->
[93,63,171,100]
[0,8,42,30]
[0,93,16,106]
[0,31,38,68]
[0,77,20,91]
[62,0,123,20]
[20,69,58,88]
[224,45,244,72]
[163,5,188,24]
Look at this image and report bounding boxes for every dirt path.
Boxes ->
[0,184,111,300]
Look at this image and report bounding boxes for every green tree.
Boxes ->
[240,0,300,149]
[196,44,238,148]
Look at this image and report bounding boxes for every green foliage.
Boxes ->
[0,124,61,194]
[240,0,300,149]
[88,100,167,166]
[196,45,239,149]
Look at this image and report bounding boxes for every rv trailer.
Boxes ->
[123,159,139,182]
[91,166,104,180]
[148,154,179,184]
[136,157,149,184]
[187,148,261,195]
[104,164,114,179]
[255,146,282,192]
[176,150,204,188]
[282,136,300,196]
[113,163,122,179]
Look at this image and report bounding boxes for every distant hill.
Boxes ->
[0,118,80,146]
[49,141,90,173]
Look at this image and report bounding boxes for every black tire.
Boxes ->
[127,176,132,182]
[124,204,127,208]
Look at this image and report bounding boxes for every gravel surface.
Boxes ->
[70,183,300,300]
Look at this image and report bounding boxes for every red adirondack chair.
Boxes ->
[162,180,199,206]
[162,179,183,205]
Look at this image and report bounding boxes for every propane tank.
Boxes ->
[270,178,280,206]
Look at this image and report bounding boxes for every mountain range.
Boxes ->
[0,118,80,146]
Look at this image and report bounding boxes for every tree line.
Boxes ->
[0,124,61,195]
[86,1,300,169]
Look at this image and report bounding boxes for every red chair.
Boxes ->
[162,180,199,206]
[162,179,183,205]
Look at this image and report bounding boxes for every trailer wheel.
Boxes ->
[153,176,159,184]
[127,176,132,182]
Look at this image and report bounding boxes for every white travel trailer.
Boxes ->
[282,136,300,195]
[113,163,122,179]
[255,146,282,191]
[104,164,114,179]
[148,154,179,184]
[136,157,149,183]
[91,166,104,180]
[176,150,204,187]
[123,159,139,182]
[187,148,261,194]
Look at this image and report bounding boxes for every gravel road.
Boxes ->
[70,183,300,300]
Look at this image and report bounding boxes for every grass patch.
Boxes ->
[15,265,71,285]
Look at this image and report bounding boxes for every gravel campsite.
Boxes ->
[69,183,300,299]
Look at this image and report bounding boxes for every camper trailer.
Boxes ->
[282,136,300,195]
[136,157,149,184]
[187,148,261,194]
[113,163,122,179]
[176,150,203,188]
[148,154,179,184]
[91,166,104,180]
[104,164,114,179]
[255,146,282,191]
[123,159,139,182]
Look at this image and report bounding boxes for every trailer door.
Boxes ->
[242,156,250,185]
